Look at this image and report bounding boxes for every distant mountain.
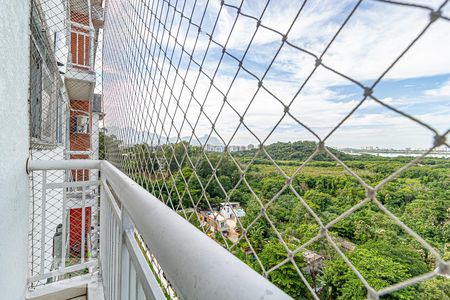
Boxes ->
[106,128,352,161]
[106,127,222,147]
[170,134,222,146]
[105,126,162,145]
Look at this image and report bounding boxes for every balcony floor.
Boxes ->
[26,274,104,300]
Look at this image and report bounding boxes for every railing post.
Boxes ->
[99,182,106,296]
[40,170,48,276]
[120,208,134,300]
[60,181,67,277]
[81,185,86,265]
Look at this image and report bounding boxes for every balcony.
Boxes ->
[65,21,96,101]
[26,159,289,299]
[2,0,450,299]
[91,5,104,28]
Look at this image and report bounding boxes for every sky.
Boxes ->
[103,0,450,149]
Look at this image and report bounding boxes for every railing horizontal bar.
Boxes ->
[66,150,93,155]
[46,180,100,189]
[27,159,101,171]
[26,275,98,299]
[101,179,122,221]
[28,260,98,283]
[70,63,92,69]
[124,229,166,300]
[70,20,92,31]
[101,160,290,299]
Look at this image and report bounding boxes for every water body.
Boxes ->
[344,152,450,159]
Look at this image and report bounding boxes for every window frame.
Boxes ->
[74,114,90,134]
[29,2,65,148]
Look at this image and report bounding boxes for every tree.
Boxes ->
[416,278,450,300]
[167,141,190,173]
[303,190,332,212]
[259,241,310,299]
[402,199,449,247]
[99,130,106,160]
[324,245,418,300]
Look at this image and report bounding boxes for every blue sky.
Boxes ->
[104,0,450,149]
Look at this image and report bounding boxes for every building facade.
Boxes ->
[28,0,104,285]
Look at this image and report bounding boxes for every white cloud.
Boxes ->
[145,0,450,84]
[103,0,450,149]
[424,79,450,97]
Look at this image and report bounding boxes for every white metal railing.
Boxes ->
[27,161,100,285]
[100,171,166,300]
[27,159,290,299]
[135,233,178,299]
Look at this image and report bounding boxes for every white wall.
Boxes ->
[0,0,31,299]
[41,0,69,71]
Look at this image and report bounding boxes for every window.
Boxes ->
[40,64,55,141]
[29,3,63,147]
[75,115,90,134]
[71,28,91,68]
[30,42,42,140]
[54,31,67,74]
[30,41,59,144]
[56,92,63,143]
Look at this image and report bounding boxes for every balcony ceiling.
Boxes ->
[64,71,95,100]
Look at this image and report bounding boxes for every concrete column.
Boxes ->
[0,0,31,299]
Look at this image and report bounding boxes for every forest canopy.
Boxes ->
[106,136,450,300]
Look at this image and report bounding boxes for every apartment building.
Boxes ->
[28,0,104,286]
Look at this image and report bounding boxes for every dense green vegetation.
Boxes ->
[234,140,358,162]
[110,139,450,299]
